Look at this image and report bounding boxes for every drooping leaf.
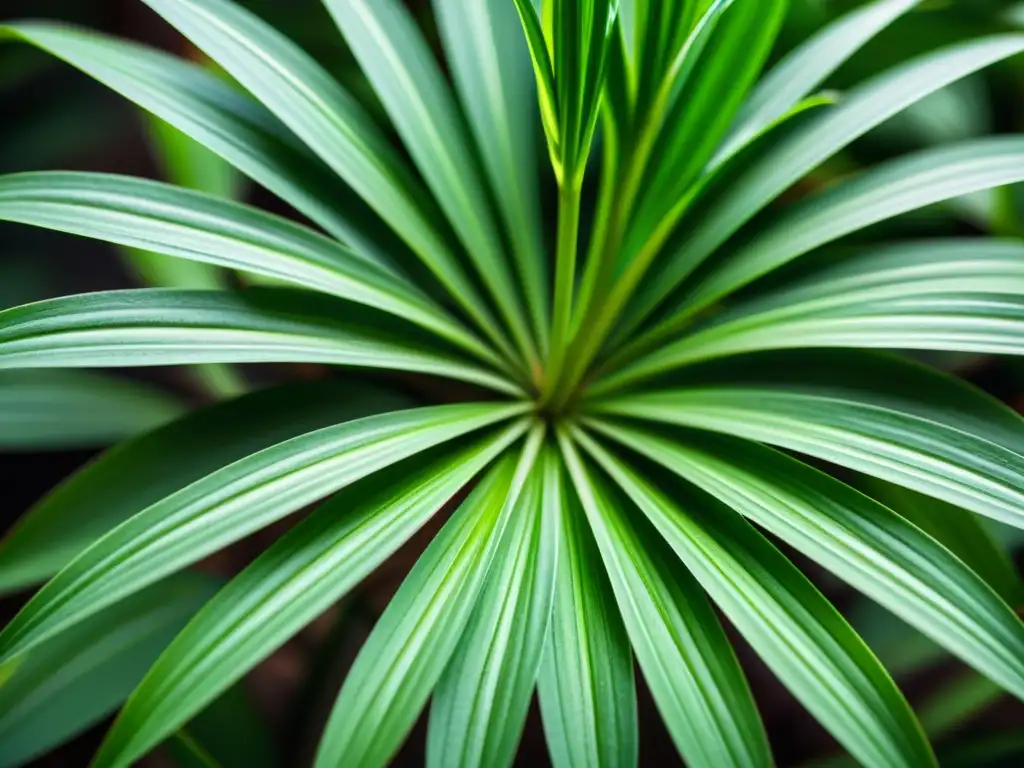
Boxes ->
[0,573,219,768]
[537,448,637,768]
[0,378,406,593]
[314,426,544,768]
[0,172,500,367]
[591,350,1024,530]
[0,402,528,663]
[0,288,520,395]
[0,21,399,258]
[91,426,528,768]
[138,0,514,360]
[0,370,182,452]
[559,431,770,768]
[587,420,1024,704]
[427,444,557,768]
[576,432,936,768]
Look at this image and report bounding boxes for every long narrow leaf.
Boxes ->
[0,289,520,395]
[576,432,936,768]
[427,445,557,768]
[91,426,527,768]
[559,432,771,768]
[314,426,544,768]
[0,403,528,663]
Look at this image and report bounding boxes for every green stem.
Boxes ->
[543,181,582,403]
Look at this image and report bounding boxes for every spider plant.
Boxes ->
[2,0,1024,766]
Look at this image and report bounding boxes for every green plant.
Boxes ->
[2,0,1024,765]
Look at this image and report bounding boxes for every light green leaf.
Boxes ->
[682,137,1024,317]
[0,402,528,663]
[428,444,557,768]
[626,33,1024,334]
[0,172,499,367]
[0,379,406,593]
[0,289,520,395]
[576,433,936,768]
[139,0,513,361]
[588,421,1024,704]
[591,350,1024,530]
[862,478,1024,608]
[0,21,397,258]
[91,425,527,768]
[324,0,536,366]
[559,431,770,768]
[0,573,219,768]
[721,0,920,161]
[432,0,548,349]
[537,448,637,768]
[607,238,1024,387]
[0,370,182,452]
[314,426,544,768]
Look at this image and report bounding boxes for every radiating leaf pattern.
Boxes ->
[3,0,1024,765]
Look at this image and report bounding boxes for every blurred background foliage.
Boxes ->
[1,1,1023,765]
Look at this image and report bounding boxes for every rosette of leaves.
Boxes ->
[2,0,1024,766]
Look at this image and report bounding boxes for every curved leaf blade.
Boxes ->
[591,350,1024,530]
[138,0,512,360]
[537,448,638,768]
[427,445,557,768]
[324,0,536,365]
[559,432,771,768]
[314,426,544,768]
[575,432,936,768]
[91,426,527,768]
[0,402,528,663]
[589,421,1024,703]
[0,172,498,366]
[0,21,396,257]
[0,289,520,395]
[721,0,920,160]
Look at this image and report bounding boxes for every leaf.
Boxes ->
[511,0,560,160]
[0,370,182,452]
[591,350,1024,530]
[138,0,512,360]
[559,431,770,768]
[720,0,920,161]
[862,479,1024,608]
[0,573,219,768]
[90,425,528,768]
[432,0,548,348]
[0,402,528,663]
[427,444,557,768]
[624,240,1024,379]
[324,0,536,365]
[627,33,1024,334]
[0,172,499,367]
[681,136,1024,317]
[587,420,1024,704]
[575,432,936,768]
[314,426,544,768]
[0,378,405,593]
[0,288,520,395]
[0,21,398,258]
[537,448,637,768]
[164,684,276,768]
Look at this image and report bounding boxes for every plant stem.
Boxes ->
[542,181,582,403]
